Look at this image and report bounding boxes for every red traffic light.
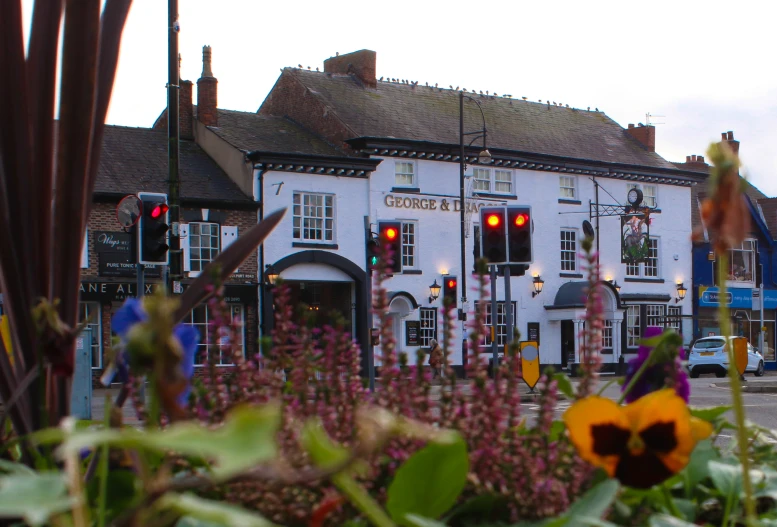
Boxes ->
[149,203,169,219]
[447,279,456,289]
[514,213,528,227]
[486,214,501,227]
[384,227,398,240]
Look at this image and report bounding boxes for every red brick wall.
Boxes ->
[259,71,356,154]
[197,77,218,127]
[626,124,656,152]
[323,50,377,88]
[84,202,259,387]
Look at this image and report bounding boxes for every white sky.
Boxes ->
[21,0,777,195]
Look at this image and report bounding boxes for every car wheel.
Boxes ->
[690,370,700,379]
[715,371,727,378]
[755,361,765,377]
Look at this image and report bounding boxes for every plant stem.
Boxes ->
[596,378,618,397]
[97,396,110,527]
[617,357,652,405]
[717,252,756,525]
[661,482,682,518]
[333,473,395,527]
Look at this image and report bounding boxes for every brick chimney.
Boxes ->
[720,130,740,156]
[626,123,656,152]
[680,154,708,170]
[179,79,194,140]
[197,45,218,127]
[323,49,377,88]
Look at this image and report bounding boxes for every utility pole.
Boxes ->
[167,0,182,291]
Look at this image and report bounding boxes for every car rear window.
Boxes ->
[694,339,725,349]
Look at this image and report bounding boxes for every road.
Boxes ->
[519,372,777,448]
[92,372,777,446]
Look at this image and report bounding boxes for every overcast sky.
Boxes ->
[21,0,777,195]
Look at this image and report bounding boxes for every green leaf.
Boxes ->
[62,404,280,480]
[444,493,505,523]
[565,479,620,526]
[690,406,731,422]
[302,419,350,470]
[387,435,469,526]
[549,420,566,442]
[708,460,741,496]
[671,499,696,522]
[0,460,34,476]
[405,514,448,527]
[0,473,75,526]
[86,469,138,522]
[647,513,697,526]
[161,493,276,527]
[683,439,719,487]
[553,372,575,399]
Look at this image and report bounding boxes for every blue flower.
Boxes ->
[111,298,200,407]
[112,299,147,338]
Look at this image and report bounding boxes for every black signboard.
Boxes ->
[527,322,540,344]
[98,253,162,278]
[79,281,256,304]
[94,231,132,254]
[405,321,421,347]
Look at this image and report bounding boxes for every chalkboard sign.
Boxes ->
[527,322,540,344]
[405,321,421,346]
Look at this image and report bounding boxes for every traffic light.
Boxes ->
[378,221,403,274]
[479,207,507,264]
[138,192,170,265]
[366,232,379,270]
[507,206,533,264]
[443,276,457,308]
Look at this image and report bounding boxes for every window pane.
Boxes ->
[188,222,220,271]
[420,308,437,347]
[473,168,490,192]
[559,176,576,198]
[495,170,512,193]
[560,229,577,272]
[293,192,335,242]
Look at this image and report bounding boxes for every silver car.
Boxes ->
[687,336,765,378]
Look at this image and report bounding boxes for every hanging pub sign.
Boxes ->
[621,212,651,263]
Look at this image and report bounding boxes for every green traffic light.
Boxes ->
[370,256,378,266]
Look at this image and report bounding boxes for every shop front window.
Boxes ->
[717,239,756,284]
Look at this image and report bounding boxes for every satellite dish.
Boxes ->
[582,220,595,239]
[116,195,142,228]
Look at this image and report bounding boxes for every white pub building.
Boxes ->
[190,48,705,375]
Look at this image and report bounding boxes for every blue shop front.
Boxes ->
[692,195,777,369]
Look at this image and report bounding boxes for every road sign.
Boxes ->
[520,341,540,390]
[733,336,748,375]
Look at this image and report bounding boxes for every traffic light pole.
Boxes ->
[490,265,498,377]
[504,264,513,351]
[167,0,182,291]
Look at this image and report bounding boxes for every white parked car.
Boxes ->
[687,336,764,378]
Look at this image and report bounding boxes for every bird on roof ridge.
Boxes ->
[587,107,590,111]
[316,67,319,72]
[380,76,384,81]
[566,104,569,108]
[298,64,303,68]
[595,107,599,111]
[455,86,459,91]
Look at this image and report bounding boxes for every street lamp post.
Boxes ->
[459,91,491,317]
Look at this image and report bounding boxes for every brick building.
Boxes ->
[79,123,259,385]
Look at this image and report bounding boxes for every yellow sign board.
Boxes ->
[520,341,540,389]
[0,316,12,366]
[733,336,748,376]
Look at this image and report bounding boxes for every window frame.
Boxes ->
[475,301,518,347]
[185,303,246,367]
[723,239,757,285]
[400,221,419,270]
[419,308,437,347]
[559,175,577,199]
[626,305,640,348]
[394,161,417,187]
[626,237,659,278]
[471,168,514,195]
[602,319,613,350]
[188,222,220,272]
[646,304,666,327]
[79,302,102,369]
[560,228,578,272]
[667,306,681,330]
[292,191,335,243]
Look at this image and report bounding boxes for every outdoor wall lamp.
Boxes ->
[265,264,279,287]
[676,282,687,303]
[532,275,544,297]
[429,279,441,303]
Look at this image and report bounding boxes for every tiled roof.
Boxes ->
[280,69,678,169]
[756,198,777,238]
[685,163,768,230]
[96,125,251,203]
[205,109,345,157]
